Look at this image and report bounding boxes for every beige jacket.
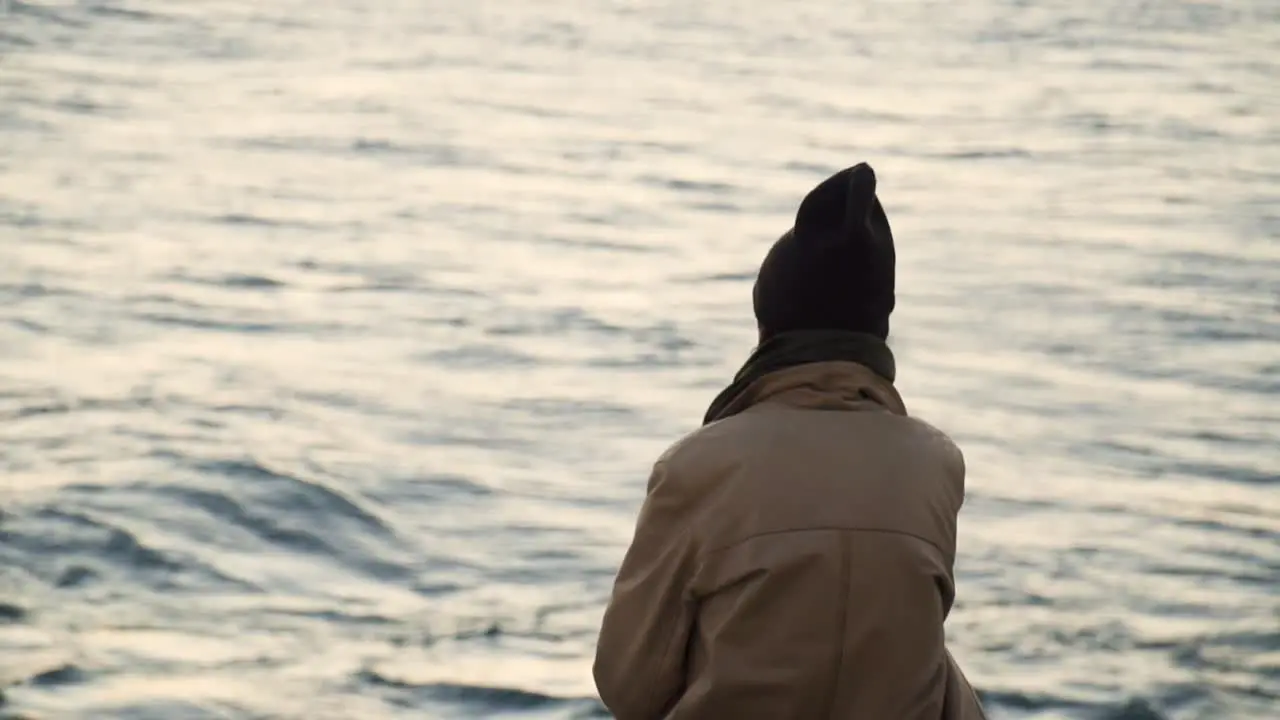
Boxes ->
[594,361,986,719]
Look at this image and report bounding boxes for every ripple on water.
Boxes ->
[0,604,26,624]
[0,506,208,589]
[27,664,87,689]
[142,458,417,586]
[354,669,608,717]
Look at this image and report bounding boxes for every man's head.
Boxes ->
[752,163,896,342]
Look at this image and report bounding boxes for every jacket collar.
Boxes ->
[712,360,907,420]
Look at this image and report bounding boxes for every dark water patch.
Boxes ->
[457,97,573,120]
[678,270,755,283]
[55,564,97,588]
[0,206,46,229]
[533,601,597,632]
[1083,438,1159,467]
[267,607,397,627]
[1167,514,1279,544]
[1158,118,1227,143]
[522,19,585,50]
[126,291,208,313]
[0,30,36,49]
[1106,1,1249,33]
[287,392,423,430]
[452,621,505,642]
[559,141,628,164]
[426,682,560,709]
[411,580,465,597]
[1143,249,1271,282]
[630,322,695,349]
[1181,372,1279,397]
[351,137,475,167]
[152,482,407,584]
[504,397,635,420]
[51,94,113,116]
[1063,111,1143,135]
[1040,620,1137,653]
[486,307,627,339]
[230,134,349,156]
[135,311,283,334]
[400,424,538,454]
[1162,194,1195,206]
[1197,310,1278,342]
[520,547,584,565]
[355,670,605,714]
[784,159,843,176]
[194,459,394,537]
[1156,313,1273,344]
[1180,428,1275,447]
[6,2,87,28]
[1143,560,1273,590]
[15,508,183,575]
[155,485,341,557]
[88,700,243,720]
[3,317,47,335]
[327,279,429,294]
[532,232,659,255]
[0,603,25,623]
[171,272,286,290]
[295,258,476,296]
[415,473,493,499]
[0,282,79,300]
[585,349,697,370]
[289,389,367,412]
[8,476,384,589]
[1099,698,1169,720]
[135,311,351,337]
[83,3,167,23]
[932,148,1034,161]
[685,199,743,213]
[572,702,614,718]
[28,664,86,688]
[1087,57,1174,73]
[4,400,75,420]
[1172,630,1280,673]
[567,211,625,227]
[977,689,1093,713]
[633,139,694,155]
[1162,459,1277,486]
[207,212,325,230]
[637,174,737,195]
[1,394,155,422]
[322,271,436,294]
[208,402,285,421]
[418,343,542,369]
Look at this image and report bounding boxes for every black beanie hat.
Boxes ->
[753,162,896,341]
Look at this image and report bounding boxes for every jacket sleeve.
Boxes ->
[593,461,698,720]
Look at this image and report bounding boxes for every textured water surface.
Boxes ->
[1,0,1277,718]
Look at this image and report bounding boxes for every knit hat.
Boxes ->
[752,162,896,341]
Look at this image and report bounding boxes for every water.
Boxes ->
[0,0,1276,718]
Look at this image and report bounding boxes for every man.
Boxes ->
[593,163,987,719]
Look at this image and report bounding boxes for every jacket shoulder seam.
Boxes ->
[702,526,948,560]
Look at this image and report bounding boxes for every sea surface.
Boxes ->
[0,1,1277,718]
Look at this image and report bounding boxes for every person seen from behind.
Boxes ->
[593,163,988,719]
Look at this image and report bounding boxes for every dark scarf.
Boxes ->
[703,330,896,425]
